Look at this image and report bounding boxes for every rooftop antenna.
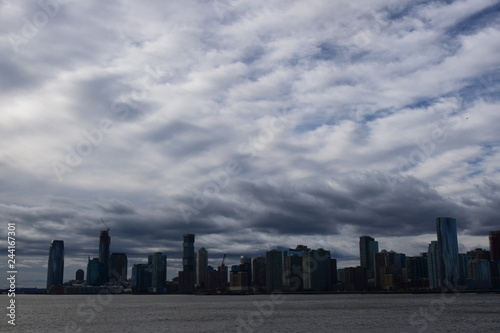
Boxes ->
[101,217,110,231]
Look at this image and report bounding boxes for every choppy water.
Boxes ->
[3,293,500,332]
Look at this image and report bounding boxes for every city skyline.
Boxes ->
[38,217,498,290]
[1,0,499,290]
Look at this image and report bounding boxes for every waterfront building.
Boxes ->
[196,248,208,289]
[360,236,379,279]
[468,259,492,289]
[98,230,111,283]
[109,253,128,284]
[46,240,64,290]
[87,257,105,286]
[179,233,195,293]
[150,252,167,293]
[436,217,459,287]
[252,256,266,292]
[266,249,284,292]
[75,269,84,281]
[303,248,332,291]
[284,253,303,291]
[131,264,152,293]
[427,241,441,289]
[490,231,500,260]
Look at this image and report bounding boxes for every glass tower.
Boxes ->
[436,217,459,287]
[46,240,64,289]
[359,236,379,279]
[99,230,110,283]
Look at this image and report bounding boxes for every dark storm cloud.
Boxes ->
[1,0,499,287]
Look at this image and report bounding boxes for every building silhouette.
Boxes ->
[303,249,332,291]
[489,231,500,260]
[46,240,64,290]
[98,230,111,284]
[427,241,441,289]
[87,257,105,286]
[196,248,208,289]
[75,269,84,281]
[131,264,152,293]
[266,249,284,292]
[252,256,266,292]
[109,253,128,284]
[149,252,167,293]
[436,217,459,287]
[359,236,378,279]
[179,233,195,293]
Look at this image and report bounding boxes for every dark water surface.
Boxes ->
[3,293,500,332]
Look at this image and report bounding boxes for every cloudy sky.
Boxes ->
[1,0,499,288]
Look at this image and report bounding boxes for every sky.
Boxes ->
[0,0,499,288]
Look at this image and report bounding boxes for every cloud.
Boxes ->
[0,0,499,287]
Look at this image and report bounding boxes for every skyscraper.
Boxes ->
[99,230,110,283]
[150,252,167,293]
[266,249,284,292]
[109,253,128,284]
[252,256,266,292]
[303,249,332,291]
[46,240,64,289]
[196,248,208,289]
[489,231,500,261]
[183,233,195,271]
[359,236,379,279]
[436,217,459,287]
[428,241,441,289]
[179,233,195,293]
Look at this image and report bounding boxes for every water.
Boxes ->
[3,293,500,332]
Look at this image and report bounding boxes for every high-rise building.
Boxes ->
[150,252,167,293]
[179,233,195,293]
[359,236,379,279]
[266,249,284,292]
[252,256,266,292]
[131,264,152,293]
[489,231,500,261]
[98,230,111,284]
[75,269,84,281]
[196,248,208,289]
[427,241,441,289]
[87,257,105,286]
[46,240,64,289]
[303,249,332,291]
[109,253,128,284]
[436,217,459,287]
[239,256,252,288]
[284,253,303,291]
[468,259,492,289]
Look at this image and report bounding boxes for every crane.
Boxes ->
[221,253,226,267]
[101,218,110,231]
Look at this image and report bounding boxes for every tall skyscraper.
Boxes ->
[87,257,104,286]
[489,231,500,261]
[179,233,195,293]
[252,256,266,292]
[99,230,111,283]
[427,241,441,289]
[150,252,167,293]
[359,236,378,279]
[196,248,208,289]
[109,253,128,284]
[183,233,195,271]
[303,249,332,291]
[266,249,284,292]
[46,240,64,289]
[436,217,459,287]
